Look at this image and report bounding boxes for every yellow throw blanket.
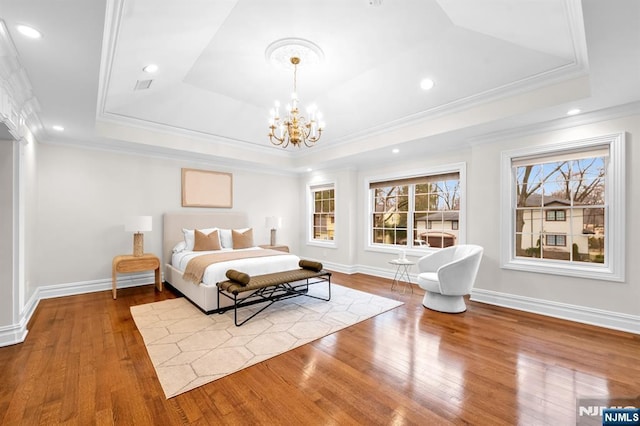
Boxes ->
[182,249,287,284]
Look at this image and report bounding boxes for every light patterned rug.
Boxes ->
[130,284,403,398]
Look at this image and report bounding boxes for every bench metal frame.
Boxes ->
[217,271,332,326]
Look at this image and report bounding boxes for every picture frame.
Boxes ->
[181,168,233,208]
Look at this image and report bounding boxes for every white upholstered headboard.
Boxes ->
[162,211,248,269]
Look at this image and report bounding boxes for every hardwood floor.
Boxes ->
[1,272,638,425]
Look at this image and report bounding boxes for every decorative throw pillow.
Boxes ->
[193,229,221,251]
[299,259,323,272]
[225,269,251,286]
[232,228,254,249]
[183,227,217,250]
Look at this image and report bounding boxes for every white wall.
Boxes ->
[34,143,300,288]
[298,168,358,270]
[27,111,640,331]
[356,149,472,269]
[470,115,639,316]
[300,113,639,324]
[0,140,14,326]
[0,133,38,346]
[24,134,38,304]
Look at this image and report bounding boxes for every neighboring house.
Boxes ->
[518,194,604,261]
[415,211,459,248]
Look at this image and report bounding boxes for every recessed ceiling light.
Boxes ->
[16,24,42,39]
[392,148,400,154]
[143,64,159,73]
[52,125,64,131]
[567,108,581,116]
[420,78,435,91]
[306,168,313,172]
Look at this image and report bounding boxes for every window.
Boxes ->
[367,164,465,251]
[310,184,335,242]
[545,234,566,247]
[501,133,625,281]
[545,210,566,221]
[372,184,408,245]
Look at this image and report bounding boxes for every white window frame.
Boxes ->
[364,162,467,256]
[307,182,337,248]
[500,132,625,282]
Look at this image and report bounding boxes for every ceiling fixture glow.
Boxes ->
[52,125,64,131]
[392,148,400,154]
[16,24,42,39]
[420,78,435,91]
[269,57,324,148]
[143,64,158,73]
[567,108,581,116]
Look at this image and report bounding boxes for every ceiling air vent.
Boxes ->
[134,79,153,90]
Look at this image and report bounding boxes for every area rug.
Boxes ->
[130,284,403,398]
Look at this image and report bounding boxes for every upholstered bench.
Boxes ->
[217,262,331,326]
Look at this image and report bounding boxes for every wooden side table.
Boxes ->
[112,253,162,299]
[258,244,290,253]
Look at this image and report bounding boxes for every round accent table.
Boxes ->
[388,258,415,294]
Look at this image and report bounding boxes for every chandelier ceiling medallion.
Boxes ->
[266,39,325,148]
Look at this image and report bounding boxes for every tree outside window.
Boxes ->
[502,133,624,281]
[514,152,606,263]
[371,172,460,248]
[414,178,460,248]
[372,185,408,245]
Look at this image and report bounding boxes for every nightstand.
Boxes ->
[258,244,290,253]
[112,253,162,299]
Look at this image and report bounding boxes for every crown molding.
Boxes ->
[467,100,640,146]
[0,20,42,143]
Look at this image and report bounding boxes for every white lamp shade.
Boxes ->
[265,216,282,229]
[125,216,152,233]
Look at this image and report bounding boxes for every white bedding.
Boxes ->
[172,246,301,287]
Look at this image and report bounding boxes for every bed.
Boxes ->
[163,212,301,313]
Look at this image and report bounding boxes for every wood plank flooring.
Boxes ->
[1,272,638,425]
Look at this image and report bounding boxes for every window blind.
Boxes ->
[369,172,459,189]
[511,145,609,168]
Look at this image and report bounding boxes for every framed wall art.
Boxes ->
[181,168,233,208]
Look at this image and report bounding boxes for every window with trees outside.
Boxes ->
[370,170,461,249]
[311,185,335,242]
[501,133,625,281]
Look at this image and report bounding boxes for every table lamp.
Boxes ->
[125,216,152,257]
[265,216,282,246]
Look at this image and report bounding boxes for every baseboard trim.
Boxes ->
[317,260,359,275]
[323,261,419,283]
[5,266,638,349]
[0,273,159,347]
[37,273,157,300]
[0,287,40,346]
[471,288,640,335]
[0,321,29,347]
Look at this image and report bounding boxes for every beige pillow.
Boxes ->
[232,228,254,249]
[193,229,221,251]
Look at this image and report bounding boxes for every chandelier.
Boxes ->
[268,56,325,148]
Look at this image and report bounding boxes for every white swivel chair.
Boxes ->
[416,244,484,313]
